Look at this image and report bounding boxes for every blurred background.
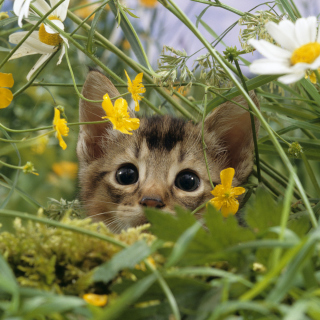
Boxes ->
[1,0,320,218]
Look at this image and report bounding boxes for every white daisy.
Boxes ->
[10,0,70,80]
[14,0,33,27]
[248,17,320,84]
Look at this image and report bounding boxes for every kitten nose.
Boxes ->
[140,197,165,208]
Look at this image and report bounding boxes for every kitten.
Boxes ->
[77,70,260,233]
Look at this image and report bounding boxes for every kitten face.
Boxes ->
[79,116,223,232]
[77,71,260,233]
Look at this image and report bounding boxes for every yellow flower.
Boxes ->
[83,293,108,307]
[52,161,78,179]
[22,161,39,176]
[32,135,49,154]
[102,94,140,135]
[208,168,245,217]
[305,67,320,84]
[124,70,146,111]
[0,72,14,109]
[140,0,158,7]
[53,108,69,150]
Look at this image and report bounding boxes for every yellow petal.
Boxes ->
[102,93,114,116]
[134,100,140,112]
[210,184,225,197]
[0,72,14,88]
[209,197,223,210]
[220,167,235,189]
[221,199,239,217]
[0,88,13,109]
[124,69,132,86]
[133,72,144,85]
[232,187,246,196]
[114,98,129,116]
[83,293,108,307]
[56,131,67,150]
[53,108,60,126]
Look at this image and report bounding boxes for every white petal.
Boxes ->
[26,53,52,80]
[60,35,69,47]
[249,39,291,61]
[31,0,51,16]
[309,55,320,69]
[249,59,292,75]
[291,55,320,71]
[266,20,298,51]
[9,31,57,54]
[9,31,29,44]
[57,44,65,64]
[278,72,305,84]
[44,20,64,34]
[9,45,39,59]
[50,0,70,21]
[295,17,317,46]
[13,0,24,15]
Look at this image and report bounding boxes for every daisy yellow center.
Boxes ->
[291,42,320,65]
[38,16,62,46]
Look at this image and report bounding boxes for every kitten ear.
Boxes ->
[204,91,260,183]
[77,70,120,163]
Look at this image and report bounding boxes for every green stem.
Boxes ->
[13,50,58,98]
[259,161,301,199]
[145,261,181,320]
[271,172,295,269]
[0,0,66,70]
[234,59,261,182]
[0,159,24,170]
[202,87,215,190]
[301,153,320,197]
[66,10,195,120]
[190,0,245,16]
[117,3,156,75]
[0,130,54,143]
[166,0,317,228]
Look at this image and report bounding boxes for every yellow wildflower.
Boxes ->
[208,168,245,217]
[0,12,9,20]
[102,94,140,135]
[0,72,14,109]
[52,161,78,179]
[53,108,69,150]
[32,135,49,154]
[124,70,146,111]
[22,161,39,176]
[140,0,158,7]
[83,293,108,307]
[305,67,320,84]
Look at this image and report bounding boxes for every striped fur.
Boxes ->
[77,71,260,233]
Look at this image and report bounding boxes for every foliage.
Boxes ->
[1,0,320,319]
[0,187,319,319]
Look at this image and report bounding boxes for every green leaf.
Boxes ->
[300,78,320,107]
[196,6,211,28]
[206,75,279,114]
[266,231,318,303]
[21,295,85,317]
[0,16,18,27]
[245,186,283,234]
[95,274,157,320]
[86,0,109,54]
[108,2,147,67]
[165,222,202,267]
[205,205,255,246]
[93,240,151,283]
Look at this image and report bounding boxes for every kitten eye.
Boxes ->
[175,171,200,192]
[116,164,139,185]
